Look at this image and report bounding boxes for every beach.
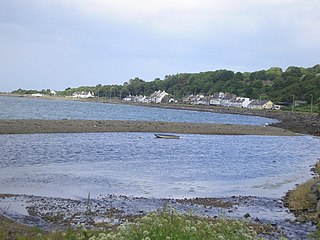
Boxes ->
[0,96,319,239]
[0,119,296,136]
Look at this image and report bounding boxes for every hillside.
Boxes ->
[13,65,320,105]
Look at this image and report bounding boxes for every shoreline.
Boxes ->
[0,94,319,238]
[0,119,296,136]
[0,193,312,239]
[1,93,319,136]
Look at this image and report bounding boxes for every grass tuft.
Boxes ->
[0,208,269,240]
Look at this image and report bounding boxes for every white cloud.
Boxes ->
[1,0,319,91]
[44,0,319,41]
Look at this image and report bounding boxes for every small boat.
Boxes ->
[154,134,180,139]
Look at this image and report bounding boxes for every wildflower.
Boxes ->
[99,233,107,238]
[218,235,225,240]
[182,226,190,233]
[190,226,197,232]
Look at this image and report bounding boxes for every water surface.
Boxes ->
[0,132,318,199]
[0,96,277,125]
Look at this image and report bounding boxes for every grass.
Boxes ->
[0,208,275,240]
[285,160,320,222]
[285,178,318,221]
[282,104,319,113]
[0,215,43,240]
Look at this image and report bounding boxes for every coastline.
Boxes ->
[0,119,296,136]
[0,94,319,238]
[1,93,319,136]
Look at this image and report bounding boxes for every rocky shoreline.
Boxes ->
[0,193,315,239]
[122,102,320,136]
[1,96,319,239]
[1,94,319,136]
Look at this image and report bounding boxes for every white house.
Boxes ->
[229,99,244,108]
[149,90,169,103]
[72,91,94,98]
[247,100,273,110]
[31,93,44,97]
[123,95,133,101]
[235,97,252,108]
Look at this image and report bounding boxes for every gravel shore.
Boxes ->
[0,119,296,136]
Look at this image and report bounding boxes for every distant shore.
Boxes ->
[1,93,319,136]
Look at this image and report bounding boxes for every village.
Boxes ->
[122,90,280,110]
[29,89,307,111]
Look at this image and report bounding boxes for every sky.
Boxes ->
[0,0,319,92]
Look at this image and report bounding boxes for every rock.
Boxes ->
[310,180,320,199]
[243,213,251,218]
[316,200,320,214]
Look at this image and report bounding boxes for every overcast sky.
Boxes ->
[1,0,319,92]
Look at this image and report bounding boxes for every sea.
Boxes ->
[0,95,319,199]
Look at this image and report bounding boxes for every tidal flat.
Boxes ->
[0,95,319,239]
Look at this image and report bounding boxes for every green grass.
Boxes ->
[0,208,273,240]
[98,209,261,240]
[282,104,319,113]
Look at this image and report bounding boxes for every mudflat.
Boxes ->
[0,119,296,136]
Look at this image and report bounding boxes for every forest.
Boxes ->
[12,65,320,104]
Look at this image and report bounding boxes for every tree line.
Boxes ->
[12,64,320,104]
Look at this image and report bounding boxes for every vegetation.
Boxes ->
[0,208,276,240]
[285,160,320,238]
[12,65,320,112]
[11,89,53,95]
[285,178,319,221]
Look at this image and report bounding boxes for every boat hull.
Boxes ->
[154,134,180,139]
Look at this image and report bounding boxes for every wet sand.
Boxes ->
[0,119,296,136]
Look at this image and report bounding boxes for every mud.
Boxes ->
[0,194,316,239]
[0,119,296,136]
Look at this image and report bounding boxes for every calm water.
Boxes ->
[0,132,319,199]
[0,96,277,125]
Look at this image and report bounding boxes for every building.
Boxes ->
[72,91,94,98]
[248,100,273,110]
[149,90,169,103]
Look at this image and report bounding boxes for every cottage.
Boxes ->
[194,95,210,105]
[229,99,244,108]
[149,90,169,103]
[123,95,133,101]
[72,91,94,98]
[31,93,44,97]
[220,93,236,107]
[248,100,273,110]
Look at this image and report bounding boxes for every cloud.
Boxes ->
[0,0,319,91]
[46,0,319,35]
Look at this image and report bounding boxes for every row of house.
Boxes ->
[123,90,177,104]
[183,92,276,110]
[123,91,277,110]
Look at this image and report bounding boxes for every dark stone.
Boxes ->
[311,181,320,199]
[243,213,251,218]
